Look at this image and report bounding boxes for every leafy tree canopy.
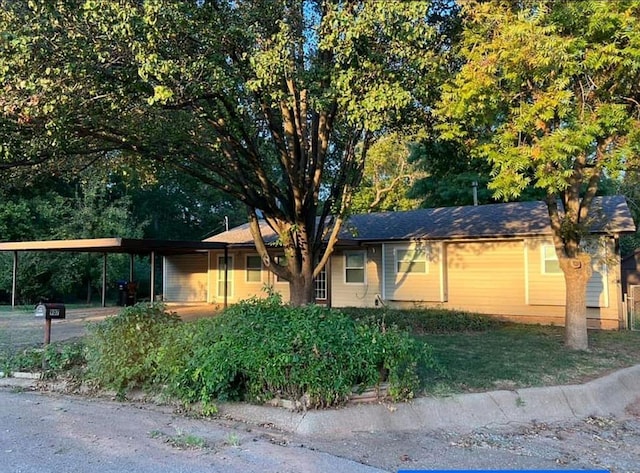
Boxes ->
[350,132,424,213]
[0,0,444,304]
[436,0,640,349]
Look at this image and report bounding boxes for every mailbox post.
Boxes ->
[35,303,66,368]
[35,302,66,344]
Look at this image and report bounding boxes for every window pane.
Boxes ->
[344,252,365,283]
[346,252,364,268]
[545,260,561,273]
[247,255,262,269]
[396,249,427,273]
[346,268,365,283]
[246,255,262,282]
[543,246,561,274]
[397,261,426,273]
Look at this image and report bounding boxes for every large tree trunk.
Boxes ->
[560,254,592,350]
[289,273,315,306]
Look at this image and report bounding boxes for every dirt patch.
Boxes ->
[301,413,640,472]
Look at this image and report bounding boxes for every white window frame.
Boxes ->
[344,251,366,284]
[395,247,429,274]
[541,244,562,275]
[245,254,263,283]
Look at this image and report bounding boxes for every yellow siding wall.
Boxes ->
[525,238,611,308]
[445,240,525,313]
[192,238,623,329]
[383,238,621,329]
[208,250,289,303]
[383,242,443,302]
[330,247,382,307]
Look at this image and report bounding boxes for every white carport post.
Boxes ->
[11,251,17,308]
[150,251,156,302]
[101,253,107,308]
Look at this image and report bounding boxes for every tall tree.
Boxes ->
[437,0,640,349]
[0,1,439,305]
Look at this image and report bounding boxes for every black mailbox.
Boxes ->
[35,302,66,320]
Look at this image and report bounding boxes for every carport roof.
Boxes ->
[0,237,227,255]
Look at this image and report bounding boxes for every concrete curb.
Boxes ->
[218,364,640,436]
[2,364,639,437]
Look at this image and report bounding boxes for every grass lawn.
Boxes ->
[344,307,640,396]
[421,325,640,395]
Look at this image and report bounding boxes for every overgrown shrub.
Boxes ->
[176,296,438,408]
[85,303,180,395]
[83,298,440,409]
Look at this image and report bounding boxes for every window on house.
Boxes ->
[542,245,562,274]
[315,265,327,300]
[345,251,365,283]
[246,255,262,283]
[395,248,428,274]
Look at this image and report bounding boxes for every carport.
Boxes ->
[0,238,228,308]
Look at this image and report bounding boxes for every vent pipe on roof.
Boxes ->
[472,181,478,206]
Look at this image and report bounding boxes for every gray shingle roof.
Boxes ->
[205,195,635,246]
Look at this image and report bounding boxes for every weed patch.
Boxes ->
[343,307,500,334]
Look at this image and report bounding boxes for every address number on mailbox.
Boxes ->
[34,303,66,320]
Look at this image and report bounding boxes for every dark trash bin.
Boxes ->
[117,280,127,306]
[126,281,137,306]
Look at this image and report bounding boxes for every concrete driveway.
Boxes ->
[0,303,217,352]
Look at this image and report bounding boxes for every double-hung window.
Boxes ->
[395,248,428,274]
[344,251,366,284]
[246,255,262,283]
[542,245,561,274]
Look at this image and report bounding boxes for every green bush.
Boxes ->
[85,303,180,394]
[176,296,437,408]
[83,298,440,409]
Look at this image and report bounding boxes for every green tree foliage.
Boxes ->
[107,164,246,241]
[0,1,441,305]
[616,165,640,256]
[437,0,640,349]
[0,170,144,304]
[409,139,495,207]
[350,133,424,213]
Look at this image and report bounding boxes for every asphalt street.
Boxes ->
[0,388,385,473]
